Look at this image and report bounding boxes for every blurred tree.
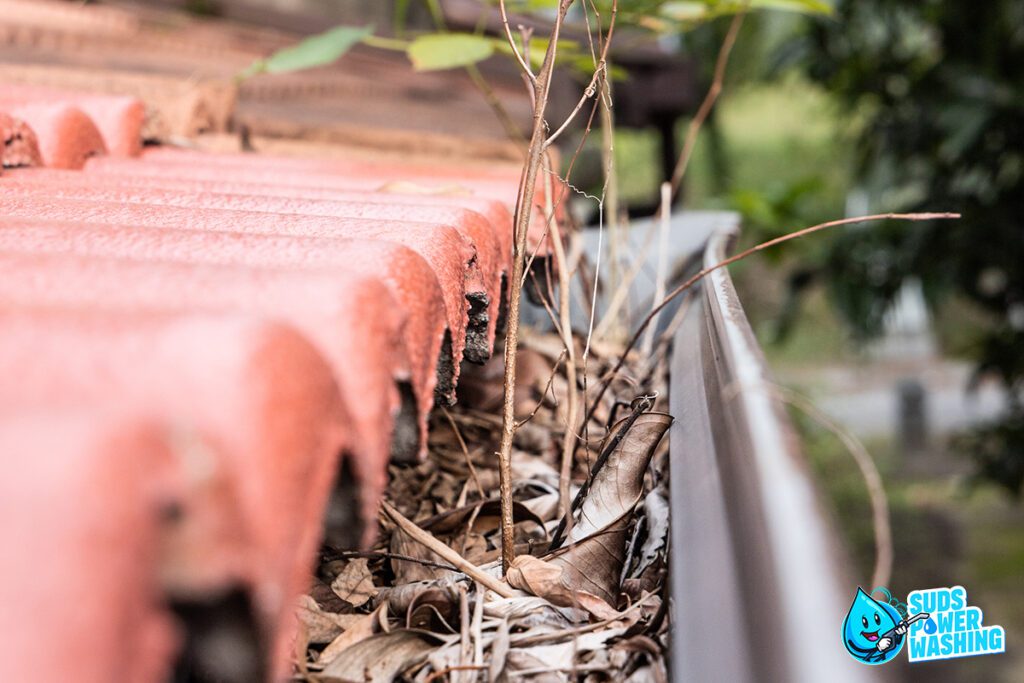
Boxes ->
[791,0,1024,495]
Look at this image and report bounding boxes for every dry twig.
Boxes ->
[381,501,515,598]
[587,212,962,421]
[669,8,747,196]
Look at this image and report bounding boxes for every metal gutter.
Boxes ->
[669,221,880,682]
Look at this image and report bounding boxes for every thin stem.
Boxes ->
[586,212,962,422]
[465,63,526,146]
[669,8,746,197]
[771,386,893,590]
[499,0,537,84]
[381,501,515,598]
[544,155,579,521]
[641,182,672,354]
[361,34,410,51]
[496,0,575,575]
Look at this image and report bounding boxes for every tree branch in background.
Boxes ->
[770,386,893,590]
[669,8,746,197]
[587,212,963,420]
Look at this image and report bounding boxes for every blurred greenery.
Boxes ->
[603,2,1024,496]
[800,421,1024,681]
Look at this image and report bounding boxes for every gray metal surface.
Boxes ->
[668,222,880,682]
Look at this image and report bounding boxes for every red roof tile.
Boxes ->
[0,83,144,156]
[0,102,104,168]
[0,220,448,459]
[0,250,408,547]
[0,411,195,682]
[0,311,348,679]
[0,172,505,363]
[0,112,41,169]
[0,192,482,380]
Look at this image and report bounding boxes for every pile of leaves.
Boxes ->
[293,333,674,682]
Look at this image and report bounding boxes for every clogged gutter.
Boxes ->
[296,330,674,682]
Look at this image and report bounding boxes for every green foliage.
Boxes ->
[239,25,373,78]
[789,0,1024,494]
[408,33,495,70]
[605,0,830,32]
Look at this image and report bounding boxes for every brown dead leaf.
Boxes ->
[549,413,672,605]
[330,558,378,607]
[296,595,365,645]
[391,527,459,584]
[320,629,449,682]
[505,555,618,620]
[317,601,386,665]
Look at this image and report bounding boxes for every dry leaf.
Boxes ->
[330,557,378,607]
[505,555,618,620]
[488,618,510,683]
[634,490,670,579]
[391,527,459,584]
[320,629,449,682]
[549,413,672,604]
[296,595,365,645]
[317,602,385,665]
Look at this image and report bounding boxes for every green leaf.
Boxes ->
[240,24,373,79]
[748,0,832,14]
[659,1,709,21]
[407,33,494,71]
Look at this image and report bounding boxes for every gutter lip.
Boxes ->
[668,215,882,683]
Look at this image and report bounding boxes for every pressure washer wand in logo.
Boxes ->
[882,613,930,647]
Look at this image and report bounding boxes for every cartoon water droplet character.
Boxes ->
[842,588,927,664]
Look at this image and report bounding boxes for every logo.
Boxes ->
[842,586,1005,665]
[906,586,1005,662]
[842,587,915,664]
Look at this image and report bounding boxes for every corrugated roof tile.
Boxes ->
[0,250,408,547]
[0,101,104,168]
[0,111,41,168]
[0,193,482,386]
[0,411,198,683]
[0,311,347,679]
[0,220,448,459]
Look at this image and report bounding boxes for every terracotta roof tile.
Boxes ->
[0,312,346,679]
[0,219,448,460]
[0,192,483,384]
[0,64,237,139]
[0,250,408,549]
[0,112,41,168]
[0,411,202,683]
[0,101,104,168]
[0,83,145,156]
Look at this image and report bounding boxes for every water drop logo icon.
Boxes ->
[923,616,938,635]
[842,588,907,664]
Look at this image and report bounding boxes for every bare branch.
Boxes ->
[544,0,617,149]
[496,0,576,575]
[670,8,746,196]
[381,501,515,598]
[499,0,537,85]
[587,212,963,420]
